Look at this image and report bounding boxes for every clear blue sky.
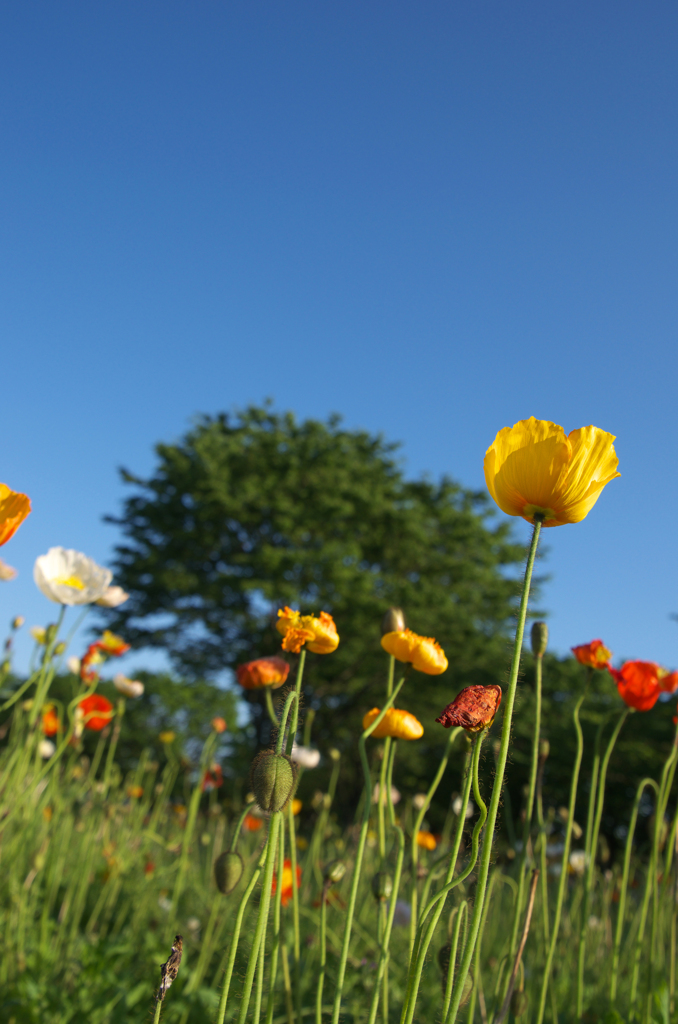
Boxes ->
[2,1,677,681]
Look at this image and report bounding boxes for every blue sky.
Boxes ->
[1,1,677,682]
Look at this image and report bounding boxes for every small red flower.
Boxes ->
[572,640,612,670]
[78,694,114,731]
[272,858,301,906]
[608,661,661,712]
[436,685,502,733]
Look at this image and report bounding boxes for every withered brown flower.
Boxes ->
[436,684,502,733]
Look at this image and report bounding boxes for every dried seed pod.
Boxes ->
[250,750,296,813]
[380,607,406,635]
[371,871,393,901]
[531,622,548,657]
[214,851,244,895]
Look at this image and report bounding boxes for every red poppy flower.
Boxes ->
[608,661,661,712]
[78,693,114,731]
[572,640,612,670]
[659,669,678,694]
[436,685,503,733]
[272,858,301,906]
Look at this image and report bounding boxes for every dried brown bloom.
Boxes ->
[158,934,183,1001]
[436,684,502,733]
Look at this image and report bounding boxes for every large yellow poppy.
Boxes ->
[484,418,619,527]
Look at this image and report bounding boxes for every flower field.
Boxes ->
[0,418,677,1024]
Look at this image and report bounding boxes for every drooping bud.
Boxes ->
[214,850,244,894]
[539,738,550,761]
[250,750,297,813]
[380,607,405,636]
[436,685,502,733]
[531,622,548,657]
[324,860,346,884]
[371,871,393,901]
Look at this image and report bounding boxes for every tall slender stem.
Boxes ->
[236,813,281,1024]
[215,847,268,1024]
[444,518,542,1024]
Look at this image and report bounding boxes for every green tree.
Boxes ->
[101,406,532,801]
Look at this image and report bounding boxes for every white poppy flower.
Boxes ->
[113,673,144,698]
[39,739,56,758]
[290,744,321,769]
[67,656,81,675]
[372,783,401,805]
[95,586,130,608]
[34,547,112,606]
[412,793,428,810]
[0,558,17,581]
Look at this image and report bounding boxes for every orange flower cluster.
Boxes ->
[80,630,130,684]
[276,608,339,655]
[381,629,448,675]
[236,656,290,690]
[362,707,424,740]
[272,858,301,906]
[572,640,612,670]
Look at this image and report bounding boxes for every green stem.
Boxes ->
[442,903,468,1022]
[265,809,286,1024]
[409,727,463,957]
[377,736,391,861]
[152,996,163,1024]
[265,687,279,728]
[577,707,628,1017]
[236,813,282,1024]
[610,778,659,1003]
[285,650,306,756]
[316,882,329,1024]
[286,799,302,1022]
[535,692,586,1024]
[102,698,125,796]
[330,675,406,1024]
[214,850,268,1024]
[444,518,542,1024]
[277,691,299,754]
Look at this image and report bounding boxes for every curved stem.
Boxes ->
[535,692,586,1024]
[442,902,468,1022]
[285,650,306,756]
[236,813,281,1024]
[265,687,279,728]
[444,518,542,1024]
[215,847,268,1024]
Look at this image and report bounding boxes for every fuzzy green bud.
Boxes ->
[531,622,548,657]
[250,750,296,813]
[371,871,393,901]
[380,607,405,636]
[214,850,244,895]
[324,859,346,884]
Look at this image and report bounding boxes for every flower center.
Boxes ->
[53,575,85,590]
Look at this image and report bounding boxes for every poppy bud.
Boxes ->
[539,738,550,761]
[531,622,548,657]
[436,685,502,733]
[54,642,66,655]
[250,750,297,813]
[381,607,406,636]
[329,747,341,762]
[44,624,58,646]
[371,871,393,901]
[324,860,346,884]
[12,616,24,630]
[511,989,529,1017]
[214,851,244,895]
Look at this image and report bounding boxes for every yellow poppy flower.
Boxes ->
[381,629,448,675]
[484,418,620,527]
[362,707,424,740]
[276,607,339,654]
[416,830,437,851]
[0,484,30,547]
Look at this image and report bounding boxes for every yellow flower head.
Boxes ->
[381,629,448,675]
[362,707,424,741]
[484,418,620,527]
[276,607,339,655]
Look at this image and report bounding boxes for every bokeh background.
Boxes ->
[2,0,677,680]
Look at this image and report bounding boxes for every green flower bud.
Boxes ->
[214,851,244,895]
[380,607,405,636]
[371,871,393,901]
[531,622,548,657]
[54,642,66,655]
[249,750,297,813]
[44,624,58,646]
[539,738,550,761]
[324,860,346,884]
[511,989,529,1017]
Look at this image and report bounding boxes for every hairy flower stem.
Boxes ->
[316,881,330,1024]
[265,687,279,728]
[236,812,282,1024]
[377,656,396,861]
[282,653,305,1019]
[576,707,628,1017]
[265,812,286,1024]
[609,777,659,1003]
[401,733,487,1024]
[506,648,544,973]
[444,518,542,1024]
[535,692,586,1024]
[442,903,468,1021]
[408,726,463,956]
[330,676,406,1024]
[214,847,268,1024]
[285,650,307,756]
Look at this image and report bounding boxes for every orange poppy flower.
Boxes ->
[236,656,290,690]
[242,813,264,832]
[658,669,678,694]
[572,640,612,670]
[436,684,503,733]
[42,704,60,736]
[276,608,339,655]
[416,830,437,851]
[272,858,301,906]
[362,707,424,740]
[381,629,448,675]
[94,630,130,656]
[0,484,31,547]
[608,661,661,712]
[78,694,114,731]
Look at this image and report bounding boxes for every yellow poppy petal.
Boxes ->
[548,426,620,524]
